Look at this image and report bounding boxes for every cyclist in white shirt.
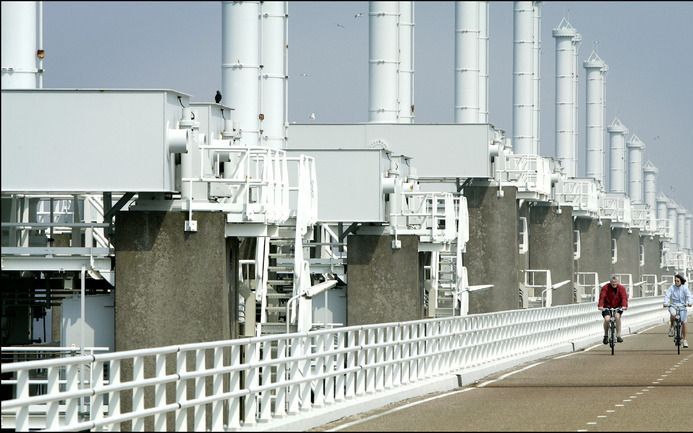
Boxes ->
[663,273,693,348]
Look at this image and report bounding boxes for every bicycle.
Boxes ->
[604,307,623,355]
[665,304,686,355]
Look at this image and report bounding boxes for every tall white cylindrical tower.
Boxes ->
[532,2,542,155]
[512,1,535,154]
[552,18,576,176]
[222,1,261,147]
[261,1,287,149]
[607,118,627,194]
[626,135,645,203]
[668,200,679,246]
[657,193,669,236]
[572,33,581,177]
[478,1,489,123]
[686,214,692,250]
[677,207,686,250]
[455,1,480,124]
[642,161,658,210]
[369,1,399,123]
[584,51,608,185]
[398,1,414,123]
[1,1,39,89]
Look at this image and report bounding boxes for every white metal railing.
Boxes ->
[656,218,670,239]
[630,204,656,233]
[185,146,291,224]
[498,154,553,198]
[574,272,600,303]
[1,299,667,432]
[600,193,632,226]
[393,192,456,243]
[554,178,600,216]
[641,274,659,297]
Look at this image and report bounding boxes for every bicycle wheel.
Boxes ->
[610,319,616,355]
[676,320,681,355]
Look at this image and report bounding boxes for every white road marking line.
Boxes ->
[606,409,615,413]
[586,422,597,425]
[597,415,607,418]
[615,404,624,407]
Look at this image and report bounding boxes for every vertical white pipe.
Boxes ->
[398,1,414,123]
[626,135,645,204]
[222,1,261,147]
[668,201,678,246]
[1,1,38,89]
[685,215,691,250]
[677,207,686,251]
[584,51,607,184]
[261,1,286,149]
[478,1,489,123]
[607,118,627,194]
[512,1,534,154]
[38,1,43,88]
[369,1,399,123]
[572,33,581,178]
[552,18,576,176]
[532,2,541,155]
[657,193,669,234]
[454,1,480,124]
[642,161,658,210]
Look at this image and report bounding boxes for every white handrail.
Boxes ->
[1,298,666,432]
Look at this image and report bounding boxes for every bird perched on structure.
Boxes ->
[215,90,222,104]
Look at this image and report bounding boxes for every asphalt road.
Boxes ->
[314,324,693,432]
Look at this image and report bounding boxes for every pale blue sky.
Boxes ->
[43,1,693,211]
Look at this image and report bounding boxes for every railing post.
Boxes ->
[193,349,205,431]
[243,341,258,426]
[64,364,80,428]
[274,339,287,418]
[109,359,121,431]
[334,332,346,402]
[227,345,241,428]
[259,340,272,422]
[154,354,167,431]
[356,330,366,396]
[324,332,335,406]
[46,366,60,430]
[90,361,105,431]
[132,356,145,432]
[384,327,394,389]
[15,369,29,432]
[175,351,188,431]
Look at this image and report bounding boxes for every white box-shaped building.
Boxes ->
[1,89,191,193]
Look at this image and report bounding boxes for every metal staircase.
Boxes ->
[434,251,459,317]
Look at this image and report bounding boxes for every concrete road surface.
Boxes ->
[314,324,693,432]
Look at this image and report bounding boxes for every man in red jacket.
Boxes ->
[598,275,629,344]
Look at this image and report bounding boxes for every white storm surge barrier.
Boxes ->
[261,1,288,149]
[1,1,40,89]
[607,118,627,193]
[222,1,261,147]
[398,1,414,123]
[584,51,608,186]
[627,135,645,203]
[455,1,480,124]
[512,1,535,154]
[369,1,399,123]
[553,18,577,176]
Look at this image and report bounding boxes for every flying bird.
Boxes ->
[215,90,222,104]
[336,23,345,29]
[300,73,310,77]
[354,12,364,18]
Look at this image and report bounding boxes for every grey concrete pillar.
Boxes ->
[347,234,421,325]
[574,218,613,284]
[528,205,575,305]
[641,234,662,292]
[464,185,519,313]
[612,227,641,296]
[114,211,235,430]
